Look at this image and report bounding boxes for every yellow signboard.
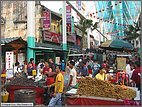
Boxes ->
[116,57,126,71]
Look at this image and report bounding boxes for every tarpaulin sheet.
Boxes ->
[66,96,124,105]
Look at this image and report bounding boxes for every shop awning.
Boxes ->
[35,42,67,51]
[1,37,26,45]
[1,37,27,51]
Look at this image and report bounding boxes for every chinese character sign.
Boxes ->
[43,9,51,29]
[6,51,14,70]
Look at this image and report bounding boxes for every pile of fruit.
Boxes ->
[77,77,136,99]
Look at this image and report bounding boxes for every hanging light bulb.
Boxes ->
[102,9,105,11]
[136,30,141,34]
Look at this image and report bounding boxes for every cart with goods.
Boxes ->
[65,77,140,106]
[5,76,45,105]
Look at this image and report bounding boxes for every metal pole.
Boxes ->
[87,28,90,49]
[62,1,67,50]
[27,1,35,62]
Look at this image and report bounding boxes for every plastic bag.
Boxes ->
[1,89,9,102]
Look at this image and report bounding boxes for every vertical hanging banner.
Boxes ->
[76,0,82,10]
[6,51,14,70]
[43,9,51,29]
[66,5,71,33]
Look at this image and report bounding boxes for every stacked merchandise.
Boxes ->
[77,77,136,99]
[6,77,36,87]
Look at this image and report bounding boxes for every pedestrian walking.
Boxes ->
[48,66,64,107]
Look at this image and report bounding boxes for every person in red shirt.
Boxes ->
[42,62,52,75]
[131,61,141,90]
[102,60,107,68]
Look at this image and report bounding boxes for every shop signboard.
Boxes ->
[66,5,71,33]
[55,57,60,65]
[67,33,76,43]
[116,57,126,71]
[43,30,61,43]
[76,0,82,10]
[43,9,51,29]
[76,28,82,37]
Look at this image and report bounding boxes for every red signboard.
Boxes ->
[43,9,51,29]
[43,31,62,43]
[67,34,76,43]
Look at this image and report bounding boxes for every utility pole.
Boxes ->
[62,1,67,50]
[27,1,35,62]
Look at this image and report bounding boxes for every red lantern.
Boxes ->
[96,12,98,13]
[97,17,99,19]
[92,13,94,14]
[94,16,96,18]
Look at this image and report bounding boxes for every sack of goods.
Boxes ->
[77,77,136,100]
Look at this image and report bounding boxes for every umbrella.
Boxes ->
[100,39,134,51]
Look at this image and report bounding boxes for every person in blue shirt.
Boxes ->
[61,60,65,72]
[78,61,89,77]
[92,60,100,78]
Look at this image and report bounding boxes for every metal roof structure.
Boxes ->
[1,37,26,45]
[94,1,141,40]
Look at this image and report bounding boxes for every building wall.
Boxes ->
[1,1,42,42]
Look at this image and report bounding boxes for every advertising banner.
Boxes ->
[43,9,51,29]
[66,5,71,33]
[6,51,14,70]
[43,31,61,43]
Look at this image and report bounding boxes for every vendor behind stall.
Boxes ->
[48,66,64,106]
[95,68,112,81]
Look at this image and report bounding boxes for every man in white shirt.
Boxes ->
[14,62,22,77]
[126,60,133,79]
[68,60,77,88]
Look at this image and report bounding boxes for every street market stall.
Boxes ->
[65,77,140,106]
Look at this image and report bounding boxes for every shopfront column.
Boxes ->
[62,1,67,50]
[27,1,35,62]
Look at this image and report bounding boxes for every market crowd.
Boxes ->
[3,54,141,106]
